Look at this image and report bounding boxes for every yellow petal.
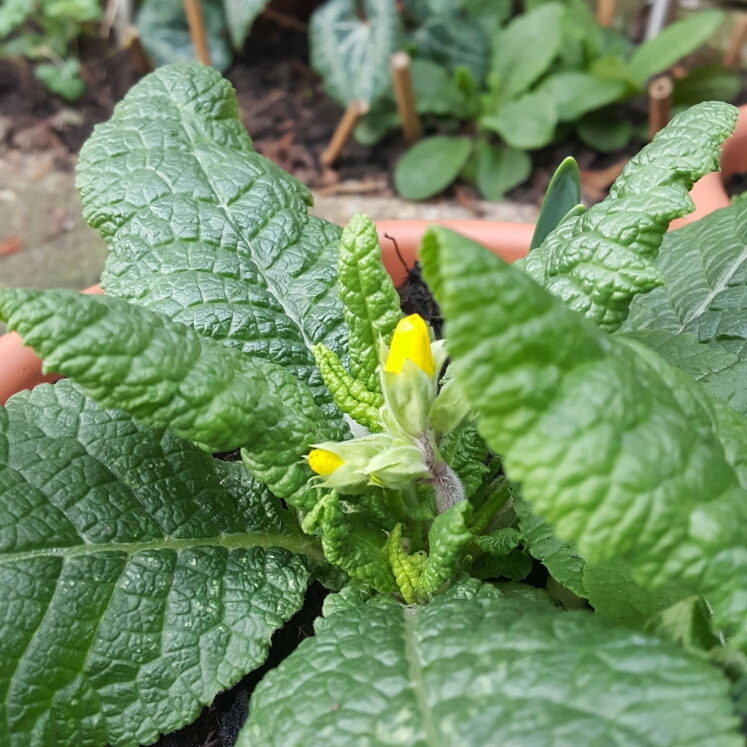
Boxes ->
[308,448,344,475]
[385,314,435,376]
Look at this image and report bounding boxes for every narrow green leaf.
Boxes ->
[628,10,724,86]
[310,0,400,106]
[474,140,531,201]
[338,213,402,391]
[76,63,347,427]
[394,136,472,200]
[239,580,741,747]
[0,380,316,747]
[521,101,737,332]
[530,156,581,251]
[490,2,564,101]
[481,88,557,150]
[0,289,336,506]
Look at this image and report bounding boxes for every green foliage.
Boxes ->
[0,0,101,99]
[474,140,531,202]
[6,62,747,747]
[394,135,473,200]
[224,0,270,49]
[627,10,725,86]
[530,156,582,251]
[0,380,315,747]
[239,581,741,746]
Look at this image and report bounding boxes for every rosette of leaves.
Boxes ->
[2,64,747,747]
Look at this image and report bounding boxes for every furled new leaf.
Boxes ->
[0,380,316,747]
[521,101,736,332]
[238,580,741,746]
[310,0,400,106]
[76,63,347,425]
[421,226,747,650]
[337,213,402,391]
[530,156,582,251]
[0,289,339,507]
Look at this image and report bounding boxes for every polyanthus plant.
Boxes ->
[3,62,747,746]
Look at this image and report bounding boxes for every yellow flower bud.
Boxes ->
[385,314,435,377]
[308,448,344,475]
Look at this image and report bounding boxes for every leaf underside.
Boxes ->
[238,581,741,747]
[76,63,347,426]
[0,381,314,747]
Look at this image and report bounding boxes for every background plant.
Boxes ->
[0,0,102,99]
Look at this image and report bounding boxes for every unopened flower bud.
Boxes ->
[308,449,344,475]
[385,314,435,377]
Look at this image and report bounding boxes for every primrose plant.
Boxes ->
[4,62,747,746]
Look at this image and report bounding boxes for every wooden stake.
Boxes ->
[724,14,747,69]
[121,25,153,75]
[391,51,421,145]
[183,0,211,66]
[596,0,616,27]
[648,75,673,141]
[320,100,369,167]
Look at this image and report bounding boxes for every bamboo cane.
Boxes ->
[320,100,369,167]
[648,75,673,141]
[596,0,616,27]
[183,0,211,66]
[391,52,421,145]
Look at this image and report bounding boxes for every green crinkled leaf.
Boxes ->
[472,548,532,581]
[421,226,747,650]
[584,559,691,630]
[0,380,317,747]
[439,423,488,497]
[474,527,521,555]
[136,0,232,72]
[514,494,588,598]
[310,0,400,106]
[302,491,396,593]
[223,0,269,49]
[419,500,473,593]
[0,289,338,505]
[624,200,747,344]
[76,63,346,426]
[521,101,737,333]
[490,2,564,102]
[338,213,402,392]
[238,580,741,747]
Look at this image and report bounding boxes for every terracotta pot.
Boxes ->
[3,101,747,404]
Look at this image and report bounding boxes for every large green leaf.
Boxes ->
[223,0,269,49]
[627,10,725,87]
[76,63,346,425]
[238,580,741,746]
[481,87,557,150]
[490,2,564,102]
[421,226,747,649]
[520,101,736,332]
[394,136,472,201]
[136,0,232,72]
[309,0,400,106]
[0,380,317,747]
[673,64,741,107]
[0,289,340,508]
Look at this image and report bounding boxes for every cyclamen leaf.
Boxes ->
[76,63,346,425]
[238,580,741,747]
[0,289,337,505]
[223,0,269,49]
[522,101,737,332]
[310,0,400,106]
[421,227,747,649]
[0,380,317,747]
[338,213,402,392]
